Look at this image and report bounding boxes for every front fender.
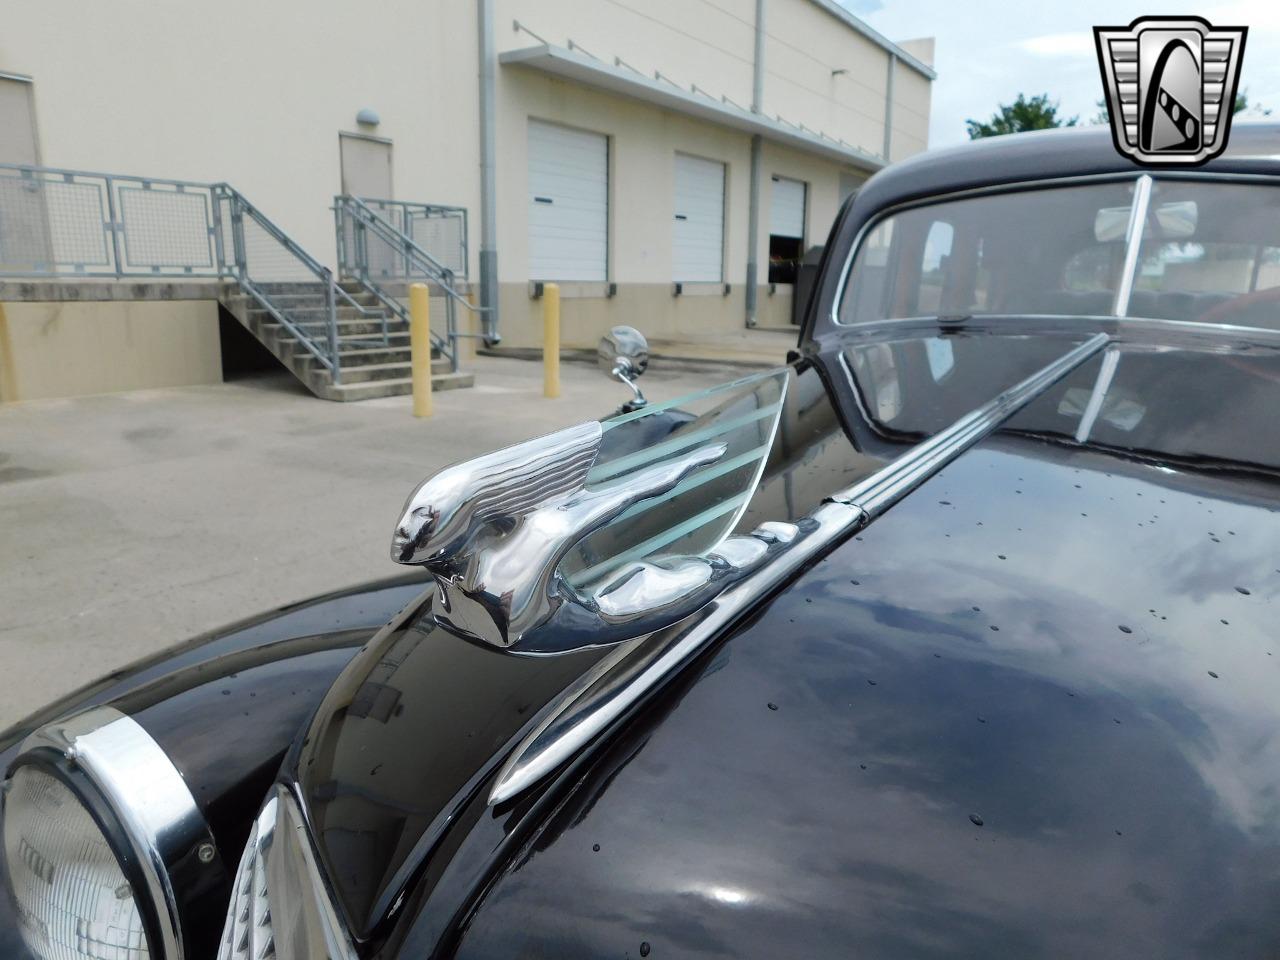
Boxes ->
[0,571,430,958]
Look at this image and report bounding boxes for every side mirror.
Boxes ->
[597,325,650,411]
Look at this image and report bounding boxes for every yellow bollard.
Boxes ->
[409,283,433,418]
[543,282,560,398]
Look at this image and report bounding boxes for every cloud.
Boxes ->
[1016,32,1096,58]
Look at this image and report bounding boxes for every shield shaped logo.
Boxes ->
[1095,16,1247,166]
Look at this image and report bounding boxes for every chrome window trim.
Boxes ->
[488,334,1110,804]
[819,312,1280,352]
[13,705,219,960]
[1112,174,1153,316]
[825,168,1280,335]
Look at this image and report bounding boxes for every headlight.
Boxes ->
[2,706,223,960]
[3,764,151,958]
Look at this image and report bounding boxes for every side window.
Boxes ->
[917,221,954,314]
[845,219,893,324]
[1136,242,1258,296]
[1063,245,1118,293]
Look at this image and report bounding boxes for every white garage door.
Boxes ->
[673,153,726,282]
[770,175,807,239]
[528,120,608,282]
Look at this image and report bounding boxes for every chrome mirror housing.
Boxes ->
[598,325,650,411]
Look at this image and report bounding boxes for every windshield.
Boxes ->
[837,178,1280,328]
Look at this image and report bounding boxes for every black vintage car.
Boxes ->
[6,124,1280,960]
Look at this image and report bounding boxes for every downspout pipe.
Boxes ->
[883,53,896,162]
[744,0,766,328]
[478,0,501,344]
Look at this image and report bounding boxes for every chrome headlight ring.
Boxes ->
[2,705,225,960]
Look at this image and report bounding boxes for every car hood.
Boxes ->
[289,325,1280,954]
[452,423,1280,959]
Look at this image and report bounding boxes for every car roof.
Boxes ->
[853,122,1280,215]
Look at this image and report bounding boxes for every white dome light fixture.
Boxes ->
[356,107,381,127]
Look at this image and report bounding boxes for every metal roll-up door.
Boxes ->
[528,120,608,282]
[770,175,807,239]
[673,153,726,282]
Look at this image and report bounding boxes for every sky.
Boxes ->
[840,0,1280,147]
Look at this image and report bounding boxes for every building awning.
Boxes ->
[499,44,887,173]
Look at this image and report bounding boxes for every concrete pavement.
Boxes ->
[0,353,759,729]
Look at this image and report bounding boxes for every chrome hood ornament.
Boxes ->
[392,369,792,653]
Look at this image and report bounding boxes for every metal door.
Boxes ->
[340,133,393,200]
[0,76,52,271]
[673,153,726,283]
[340,134,395,278]
[528,120,608,282]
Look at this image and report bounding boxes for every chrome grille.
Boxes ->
[215,788,357,960]
[217,798,278,960]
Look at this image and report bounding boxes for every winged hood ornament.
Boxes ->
[392,369,792,654]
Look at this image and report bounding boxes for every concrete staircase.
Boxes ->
[219,281,474,401]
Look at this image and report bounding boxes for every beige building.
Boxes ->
[0,0,933,401]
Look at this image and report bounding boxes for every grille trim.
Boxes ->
[216,788,357,960]
[218,799,277,960]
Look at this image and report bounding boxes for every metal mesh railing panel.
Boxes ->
[409,212,465,276]
[0,176,59,272]
[45,180,112,268]
[239,213,319,284]
[0,172,111,273]
[0,165,223,277]
[117,186,214,270]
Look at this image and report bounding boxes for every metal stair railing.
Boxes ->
[0,162,223,279]
[334,194,494,372]
[216,185,394,385]
[0,162,394,388]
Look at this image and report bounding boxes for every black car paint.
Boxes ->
[452,425,1280,959]
[286,335,1280,960]
[6,126,1280,959]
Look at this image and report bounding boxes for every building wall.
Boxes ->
[495,0,759,110]
[0,0,931,357]
[0,300,221,402]
[0,0,482,275]
[491,72,863,349]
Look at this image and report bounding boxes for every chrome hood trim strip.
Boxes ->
[489,333,1110,804]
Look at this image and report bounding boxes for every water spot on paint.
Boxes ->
[1235,586,1251,596]
[1118,625,1133,634]
[1208,671,1220,678]
[767,702,778,711]
[969,814,985,827]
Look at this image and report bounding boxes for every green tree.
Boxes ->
[966,93,1078,139]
